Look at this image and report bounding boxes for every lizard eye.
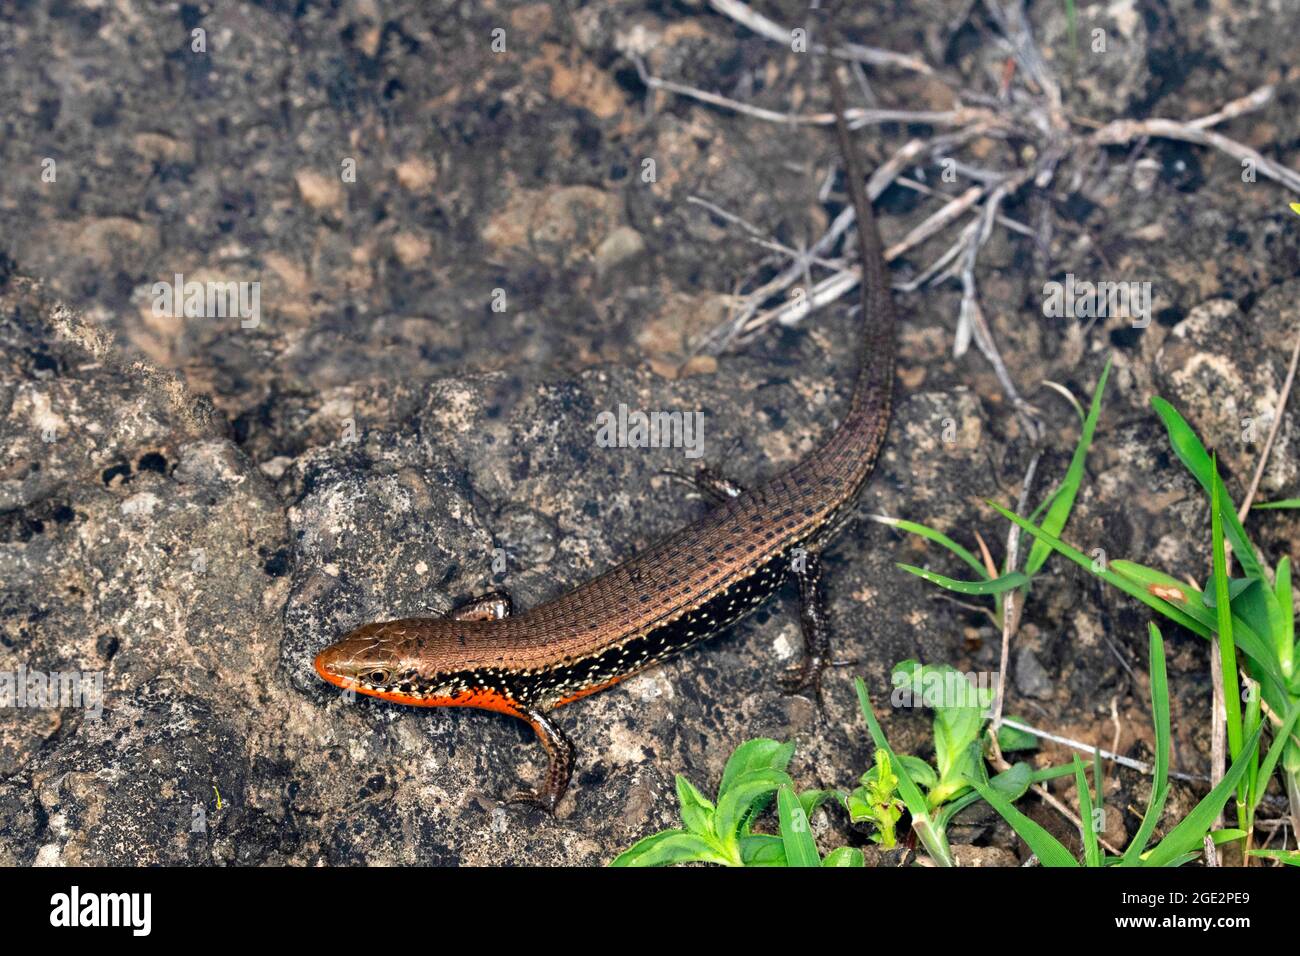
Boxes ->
[368,669,390,684]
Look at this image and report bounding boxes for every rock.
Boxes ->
[1015,647,1056,701]
[594,225,647,278]
[953,844,1021,867]
[294,170,345,215]
[1156,290,1298,495]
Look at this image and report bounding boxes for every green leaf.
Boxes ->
[972,778,1078,867]
[797,788,838,821]
[896,564,1028,595]
[998,719,1039,751]
[1275,556,1294,680]
[846,788,873,822]
[934,762,1044,829]
[609,829,731,867]
[863,753,938,791]
[875,516,991,580]
[1121,624,1172,865]
[821,846,865,867]
[1073,756,1101,868]
[1144,721,1265,866]
[892,660,991,806]
[777,784,821,867]
[1150,396,1266,582]
[1252,499,1300,510]
[713,768,793,845]
[1210,460,1245,783]
[718,738,794,799]
[738,834,787,867]
[1025,357,1111,577]
[1248,848,1300,865]
[989,761,1035,802]
[674,775,715,838]
[1199,577,1257,607]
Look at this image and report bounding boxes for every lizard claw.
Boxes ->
[777,658,826,706]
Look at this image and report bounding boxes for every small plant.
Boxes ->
[891,352,1299,861]
[972,624,1273,866]
[610,738,853,867]
[993,397,1300,856]
[849,749,904,847]
[845,660,1063,857]
[854,669,1074,866]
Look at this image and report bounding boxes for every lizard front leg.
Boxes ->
[450,590,514,622]
[778,549,831,704]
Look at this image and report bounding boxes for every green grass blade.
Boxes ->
[1276,556,1294,680]
[994,506,1289,701]
[1025,357,1111,577]
[971,778,1079,867]
[1211,458,1245,780]
[1144,721,1265,866]
[1110,561,1288,704]
[1253,499,1300,510]
[874,516,991,579]
[1121,624,1172,865]
[897,564,1028,595]
[1248,848,1300,865]
[989,502,1209,636]
[1251,700,1300,814]
[1073,756,1101,868]
[1092,749,1104,831]
[1150,396,1266,582]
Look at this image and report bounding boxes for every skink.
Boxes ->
[314,68,896,811]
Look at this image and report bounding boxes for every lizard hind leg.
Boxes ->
[660,464,746,504]
[777,550,833,705]
[504,707,575,814]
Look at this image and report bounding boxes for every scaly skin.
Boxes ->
[314,68,895,812]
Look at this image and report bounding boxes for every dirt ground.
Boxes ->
[1,1,1298,865]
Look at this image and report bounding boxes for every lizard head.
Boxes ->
[313,620,415,697]
[313,617,522,713]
